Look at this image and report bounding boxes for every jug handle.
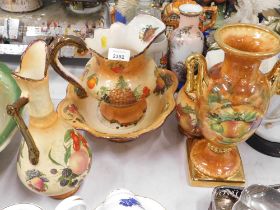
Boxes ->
[6,97,40,165]
[200,6,217,32]
[185,53,208,97]
[266,60,280,96]
[49,35,89,98]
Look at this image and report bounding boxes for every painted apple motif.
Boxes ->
[68,148,90,175]
[220,121,251,138]
[29,177,44,191]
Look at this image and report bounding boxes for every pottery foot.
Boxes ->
[190,139,241,179]
[178,125,202,139]
[100,99,147,126]
[51,187,80,200]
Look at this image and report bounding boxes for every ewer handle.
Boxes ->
[6,97,40,165]
[49,35,89,98]
[185,53,208,97]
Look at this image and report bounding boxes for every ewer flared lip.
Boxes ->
[214,23,280,59]
[13,39,48,82]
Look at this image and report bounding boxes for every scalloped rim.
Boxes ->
[0,63,21,151]
[57,69,178,141]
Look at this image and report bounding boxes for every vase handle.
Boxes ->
[49,35,89,98]
[185,53,208,97]
[200,6,217,32]
[6,97,40,165]
[266,60,280,96]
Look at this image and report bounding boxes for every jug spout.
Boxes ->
[13,40,55,122]
[266,60,280,96]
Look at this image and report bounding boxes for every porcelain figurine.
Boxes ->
[0,0,43,12]
[168,3,217,84]
[178,23,280,186]
[95,189,165,210]
[0,63,20,152]
[7,40,92,198]
[49,14,178,141]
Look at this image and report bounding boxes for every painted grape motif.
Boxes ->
[119,198,143,208]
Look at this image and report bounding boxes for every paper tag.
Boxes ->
[0,44,27,55]
[3,18,20,40]
[26,26,43,37]
[108,48,130,62]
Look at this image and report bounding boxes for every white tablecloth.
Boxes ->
[0,56,280,210]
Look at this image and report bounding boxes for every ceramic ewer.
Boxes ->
[177,23,280,187]
[95,189,165,210]
[0,0,43,12]
[6,40,92,198]
[0,63,21,152]
[49,14,178,142]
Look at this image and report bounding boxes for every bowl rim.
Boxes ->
[0,63,21,150]
[57,68,178,141]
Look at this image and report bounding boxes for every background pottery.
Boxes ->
[169,3,217,84]
[0,63,20,152]
[0,0,43,12]
[7,40,92,198]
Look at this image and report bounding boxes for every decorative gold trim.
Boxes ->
[214,23,280,59]
[207,143,232,153]
[186,139,245,187]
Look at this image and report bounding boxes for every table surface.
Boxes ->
[0,56,280,210]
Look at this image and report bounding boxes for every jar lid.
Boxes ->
[179,4,203,16]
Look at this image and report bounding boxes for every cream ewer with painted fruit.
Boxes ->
[49,14,174,126]
[7,40,92,198]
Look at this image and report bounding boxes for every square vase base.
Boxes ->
[186,139,245,187]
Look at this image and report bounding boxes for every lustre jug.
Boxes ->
[7,40,92,198]
[49,14,175,126]
[177,23,280,182]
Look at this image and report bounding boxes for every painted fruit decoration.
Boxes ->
[47,129,92,190]
[26,169,49,192]
[87,74,98,90]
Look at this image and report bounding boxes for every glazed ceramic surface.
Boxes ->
[0,63,20,152]
[146,34,168,69]
[64,0,104,14]
[0,0,43,12]
[178,23,280,179]
[9,40,92,198]
[50,15,178,141]
[95,189,165,210]
[169,4,204,83]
